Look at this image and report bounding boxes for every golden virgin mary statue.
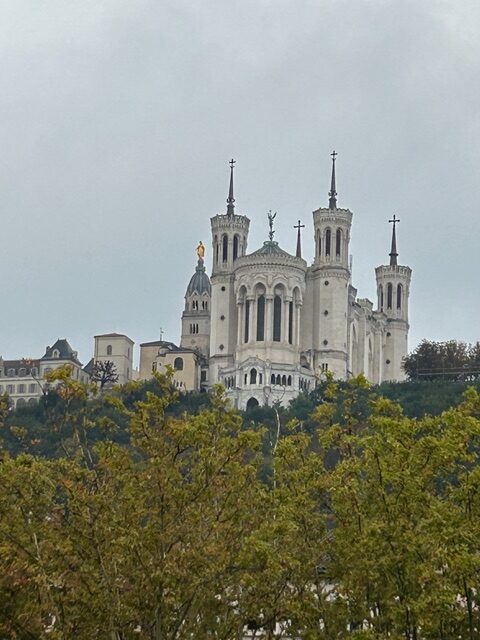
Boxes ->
[196,241,205,260]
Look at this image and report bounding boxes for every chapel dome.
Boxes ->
[186,259,211,296]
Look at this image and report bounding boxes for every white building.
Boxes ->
[172,155,412,409]
[0,338,89,408]
[93,333,134,385]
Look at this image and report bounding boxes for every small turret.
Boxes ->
[375,217,412,382]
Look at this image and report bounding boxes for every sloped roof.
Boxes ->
[41,339,81,365]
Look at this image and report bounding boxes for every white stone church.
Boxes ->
[145,154,412,409]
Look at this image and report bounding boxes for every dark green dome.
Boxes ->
[186,259,211,296]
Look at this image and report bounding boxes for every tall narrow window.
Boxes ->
[233,235,239,260]
[317,231,321,257]
[397,284,402,309]
[222,235,228,262]
[379,285,384,311]
[273,295,282,342]
[325,229,331,256]
[244,301,250,342]
[106,345,113,356]
[387,283,393,309]
[250,368,257,385]
[288,301,293,344]
[336,229,342,257]
[256,295,265,341]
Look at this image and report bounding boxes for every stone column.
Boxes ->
[248,296,255,344]
[237,302,243,345]
[296,303,302,347]
[265,295,273,342]
[283,298,291,344]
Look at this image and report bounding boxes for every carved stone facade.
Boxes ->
[177,159,412,409]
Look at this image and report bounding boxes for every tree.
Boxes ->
[403,339,480,381]
[91,359,119,389]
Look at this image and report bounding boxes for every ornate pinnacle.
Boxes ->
[388,214,400,266]
[226,158,235,216]
[328,150,337,210]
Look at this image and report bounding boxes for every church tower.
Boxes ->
[309,152,352,378]
[209,161,250,382]
[180,250,211,358]
[375,216,412,381]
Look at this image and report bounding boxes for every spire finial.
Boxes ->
[226,158,236,216]
[267,210,277,241]
[294,220,305,258]
[328,150,338,209]
[388,214,400,266]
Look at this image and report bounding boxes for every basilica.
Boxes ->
[144,154,412,409]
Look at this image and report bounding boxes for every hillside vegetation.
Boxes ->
[1,369,480,638]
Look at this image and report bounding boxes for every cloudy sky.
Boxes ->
[1,0,479,365]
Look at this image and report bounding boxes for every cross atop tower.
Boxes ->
[388,214,400,266]
[328,150,338,209]
[226,159,236,216]
[294,219,305,258]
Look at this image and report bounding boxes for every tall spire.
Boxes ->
[294,220,305,258]
[226,158,235,216]
[388,214,400,266]
[328,150,338,209]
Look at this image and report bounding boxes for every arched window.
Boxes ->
[215,235,219,264]
[288,301,293,344]
[336,228,342,257]
[273,295,282,342]
[397,284,402,309]
[317,230,321,257]
[276,374,281,385]
[106,344,113,356]
[325,229,331,256]
[379,285,384,311]
[250,368,257,385]
[246,397,259,411]
[387,283,393,309]
[287,375,292,386]
[233,235,239,260]
[282,375,287,386]
[174,357,184,371]
[271,374,275,385]
[256,295,265,341]
[259,373,263,384]
[244,300,250,342]
[222,235,228,262]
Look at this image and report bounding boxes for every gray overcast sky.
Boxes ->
[1,0,479,366]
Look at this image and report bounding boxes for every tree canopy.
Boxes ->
[2,370,480,637]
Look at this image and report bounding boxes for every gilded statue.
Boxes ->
[196,241,205,260]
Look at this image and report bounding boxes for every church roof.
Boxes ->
[250,241,292,257]
[186,259,211,297]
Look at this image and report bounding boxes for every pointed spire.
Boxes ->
[328,150,338,209]
[388,214,400,266]
[226,158,235,216]
[294,220,305,258]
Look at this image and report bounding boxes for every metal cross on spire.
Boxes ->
[294,219,305,258]
[328,150,338,210]
[267,210,277,241]
[226,158,236,216]
[388,214,400,266]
